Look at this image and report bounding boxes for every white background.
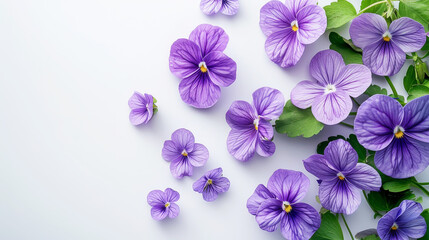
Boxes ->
[0,0,428,239]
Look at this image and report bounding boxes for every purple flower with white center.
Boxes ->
[377,200,427,240]
[200,0,239,16]
[147,188,180,221]
[290,49,372,125]
[226,87,285,162]
[128,92,157,125]
[303,139,381,215]
[192,167,230,202]
[354,94,429,179]
[350,13,426,76]
[246,169,321,240]
[162,128,209,179]
[260,0,326,68]
[169,24,237,108]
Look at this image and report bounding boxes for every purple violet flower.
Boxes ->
[260,0,326,68]
[162,128,209,179]
[350,13,426,76]
[246,169,321,239]
[147,188,180,221]
[291,49,372,125]
[303,139,381,215]
[169,24,237,108]
[200,0,239,16]
[354,94,429,178]
[128,92,157,125]
[192,167,230,202]
[226,87,285,162]
[377,200,427,240]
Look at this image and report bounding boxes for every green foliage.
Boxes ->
[389,93,406,106]
[422,37,429,51]
[360,0,388,14]
[355,229,380,240]
[404,65,417,93]
[407,85,429,101]
[324,0,357,29]
[419,209,429,240]
[361,235,381,240]
[367,189,422,213]
[275,100,324,138]
[310,211,344,240]
[364,85,388,97]
[399,0,429,31]
[329,32,363,64]
[383,177,416,192]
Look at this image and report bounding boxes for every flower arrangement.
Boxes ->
[130,0,429,239]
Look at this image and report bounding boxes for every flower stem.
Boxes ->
[422,51,429,59]
[363,191,382,218]
[341,214,355,240]
[412,182,429,197]
[419,182,429,185]
[384,76,398,98]
[340,122,354,129]
[351,98,361,107]
[358,0,388,14]
[349,112,357,116]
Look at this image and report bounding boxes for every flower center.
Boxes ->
[207,179,213,185]
[165,202,170,208]
[382,31,392,42]
[253,116,260,131]
[181,149,188,157]
[199,62,208,73]
[282,201,292,213]
[391,223,398,230]
[337,172,345,181]
[291,20,299,32]
[325,84,336,94]
[394,126,405,139]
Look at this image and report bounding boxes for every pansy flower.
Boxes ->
[226,87,285,162]
[162,128,209,179]
[377,200,427,240]
[260,0,326,68]
[291,50,372,125]
[355,95,429,178]
[350,13,426,76]
[128,92,157,125]
[200,0,239,16]
[169,24,237,108]
[147,188,180,221]
[247,169,321,240]
[192,167,230,202]
[303,139,381,214]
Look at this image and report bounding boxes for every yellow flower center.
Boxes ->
[337,172,345,181]
[207,179,213,185]
[394,126,405,139]
[181,150,188,157]
[291,20,299,32]
[391,223,398,230]
[165,202,170,208]
[254,116,260,131]
[199,62,208,73]
[283,202,293,213]
[383,36,391,42]
[382,31,392,42]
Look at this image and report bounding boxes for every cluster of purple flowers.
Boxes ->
[130,1,429,239]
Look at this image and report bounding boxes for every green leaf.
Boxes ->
[360,0,388,14]
[422,37,429,51]
[310,211,344,240]
[399,0,429,32]
[382,177,416,192]
[324,0,358,29]
[356,229,380,240]
[329,32,363,64]
[365,84,388,97]
[348,134,366,162]
[367,191,391,212]
[275,100,324,138]
[367,189,420,213]
[389,94,406,106]
[419,209,429,240]
[404,65,417,93]
[407,85,429,101]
